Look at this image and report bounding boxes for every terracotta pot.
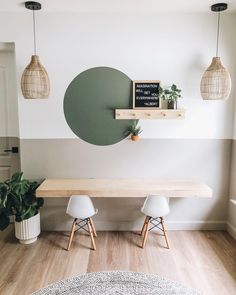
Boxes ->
[131,135,140,141]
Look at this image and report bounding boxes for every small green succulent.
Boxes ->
[159,84,182,102]
[127,124,143,136]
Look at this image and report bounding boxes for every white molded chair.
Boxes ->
[66,195,98,251]
[140,196,170,249]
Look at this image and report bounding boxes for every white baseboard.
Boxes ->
[93,221,227,231]
[227,222,236,240]
[166,221,226,231]
[229,198,236,205]
[41,220,227,232]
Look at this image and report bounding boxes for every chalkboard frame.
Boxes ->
[133,80,161,109]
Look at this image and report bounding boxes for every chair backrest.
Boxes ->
[66,195,97,219]
[141,195,170,218]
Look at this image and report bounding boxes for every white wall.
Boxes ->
[0,12,235,139]
[227,13,236,240]
[0,11,236,231]
[0,43,19,137]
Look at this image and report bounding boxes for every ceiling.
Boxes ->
[0,0,236,13]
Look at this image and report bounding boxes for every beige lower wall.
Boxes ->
[20,138,232,231]
[228,199,236,239]
[228,140,236,239]
[229,140,236,196]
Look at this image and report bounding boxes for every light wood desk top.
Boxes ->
[36,178,212,198]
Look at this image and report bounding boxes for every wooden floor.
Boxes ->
[0,227,236,295]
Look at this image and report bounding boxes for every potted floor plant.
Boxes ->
[127,124,142,141]
[159,84,182,109]
[0,172,43,244]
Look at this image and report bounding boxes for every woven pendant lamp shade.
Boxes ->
[200,57,231,100]
[21,55,50,99]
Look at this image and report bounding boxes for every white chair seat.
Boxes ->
[141,195,169,218]
[66,195,98,219]
[66,195,98,251]
[140,195,170,249]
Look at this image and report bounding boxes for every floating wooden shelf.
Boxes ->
[115,109,185,120]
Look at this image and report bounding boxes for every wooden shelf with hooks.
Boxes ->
[115,109,185,120]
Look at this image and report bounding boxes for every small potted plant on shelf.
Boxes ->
[0,172,43,244]
[159,84,182,109]
[127,124,142,141]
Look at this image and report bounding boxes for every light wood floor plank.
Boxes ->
[87,231,236,295]
[0,227,235,295]
[0,227,90,295]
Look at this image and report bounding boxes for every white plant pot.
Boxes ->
[15,212,41,244]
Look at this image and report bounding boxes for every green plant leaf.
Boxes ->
[10,172,23,183]
[0,184,9,208]
[0,172,43,230]
[0,211,10,231]
[36,198,44,208]
[160,84,182,101]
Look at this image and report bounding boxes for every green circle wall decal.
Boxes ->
[64,67,137,146]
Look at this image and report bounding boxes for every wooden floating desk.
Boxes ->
[36,178,212,198]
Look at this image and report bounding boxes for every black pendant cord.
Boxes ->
[32,9,37,55]
[216,11,220,57]
[25,1,42,55]
[211,3,228,57]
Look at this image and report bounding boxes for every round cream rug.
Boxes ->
[32,271,201,295]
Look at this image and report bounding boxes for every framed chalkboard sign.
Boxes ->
[133,80,161,109]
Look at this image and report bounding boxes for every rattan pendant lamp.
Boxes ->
[200,3,231,100]
[21,1,50,99]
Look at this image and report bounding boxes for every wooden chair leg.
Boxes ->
[160,217,170,249]
[89,218,97,237]
[141,217,150,248]
[141,216,149,236]
[67,219,77,251]
[88,219,96,250]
